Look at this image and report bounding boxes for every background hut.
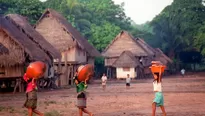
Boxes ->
[112,51,143,79]
[102,31,154,79]
[34,9,101,86]
[102,31,173,79]
[0,17,50,92]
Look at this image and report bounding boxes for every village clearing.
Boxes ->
[0,74,205,116]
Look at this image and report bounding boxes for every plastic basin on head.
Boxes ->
[149,65,166,73]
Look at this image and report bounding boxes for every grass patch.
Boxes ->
[8,106,15,113]
[44,110,61,116]
[0,106,5,112]
[44,101,57,106]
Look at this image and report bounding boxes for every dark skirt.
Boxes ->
[77,92,86,108]
[24,90,37,109]
[126,83,130,86]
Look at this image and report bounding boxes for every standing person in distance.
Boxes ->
[126,74,131,89]
[101,73,107,91]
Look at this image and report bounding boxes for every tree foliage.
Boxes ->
[0,0,45,24]
[150,0,205,59]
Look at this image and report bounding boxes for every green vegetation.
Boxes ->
[1,0,205,71]
[44,110,61,116]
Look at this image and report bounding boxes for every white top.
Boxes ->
[48,67,54,78]
[181,69,185,74]
[153,81,162,92]
[101,76,107,84]
[126,77,131,83]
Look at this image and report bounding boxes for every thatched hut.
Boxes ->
[102,31,154,79]
[5,14,61,79]
[35,9,101,86]
[0,17,51,92]
[112,51,143,78]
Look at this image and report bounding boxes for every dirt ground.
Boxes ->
[0,74,205,116]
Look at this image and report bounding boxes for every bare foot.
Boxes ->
[90,113,94,116]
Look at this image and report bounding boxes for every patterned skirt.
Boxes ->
[77,92,86,108]
[24,90,37,109]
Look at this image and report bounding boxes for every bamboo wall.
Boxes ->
[0,65,24,78]
[61,48,75,62]
[75,47,87,64]
[87,57,95,65]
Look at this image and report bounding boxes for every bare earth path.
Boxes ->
[0,74,205,116]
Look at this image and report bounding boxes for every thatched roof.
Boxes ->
[0,43,9,55]
[102,31,152,57]
[0,17,51,66]
[134,38,155,56]
[5,14,61,59]
[154,48,173,65]
[112,51,143,67]
[35,9,101,57]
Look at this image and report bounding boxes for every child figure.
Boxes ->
[73,72,93,116]
[23,73,44,116]
[181,68,185,77]
[101,73,107,91]
[152,73,166,116]
[126,74,131,89]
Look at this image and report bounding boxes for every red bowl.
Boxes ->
[26,61,46,79]
[77,64,94,82]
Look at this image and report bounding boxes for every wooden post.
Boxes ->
[72,65,77,85]
[58,58,62,87]
[64,52,68,85]
[71,65,74,85]
[67,65,71,85]
[106,67,109,78]
[110,67,112,79]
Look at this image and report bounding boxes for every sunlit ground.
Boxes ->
[0,74,205,116]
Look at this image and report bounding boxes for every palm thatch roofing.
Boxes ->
[0,17,51,66]
[112,51,143,68]
[154,48,173,65]
[35,8,101,57]
[102,31,153,57]
[135,38,173,66]
[0,43,9,55]
[135,38,155,56]
[5,14,61,59]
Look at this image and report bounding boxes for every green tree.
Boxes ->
[88,22,121,52]
[150,0,205,58]
[0,0,45,24]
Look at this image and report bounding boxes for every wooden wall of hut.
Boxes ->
[54,63,78,86]
[74,47,87,64]
[87,57,95,65]
[0,65,24,78]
